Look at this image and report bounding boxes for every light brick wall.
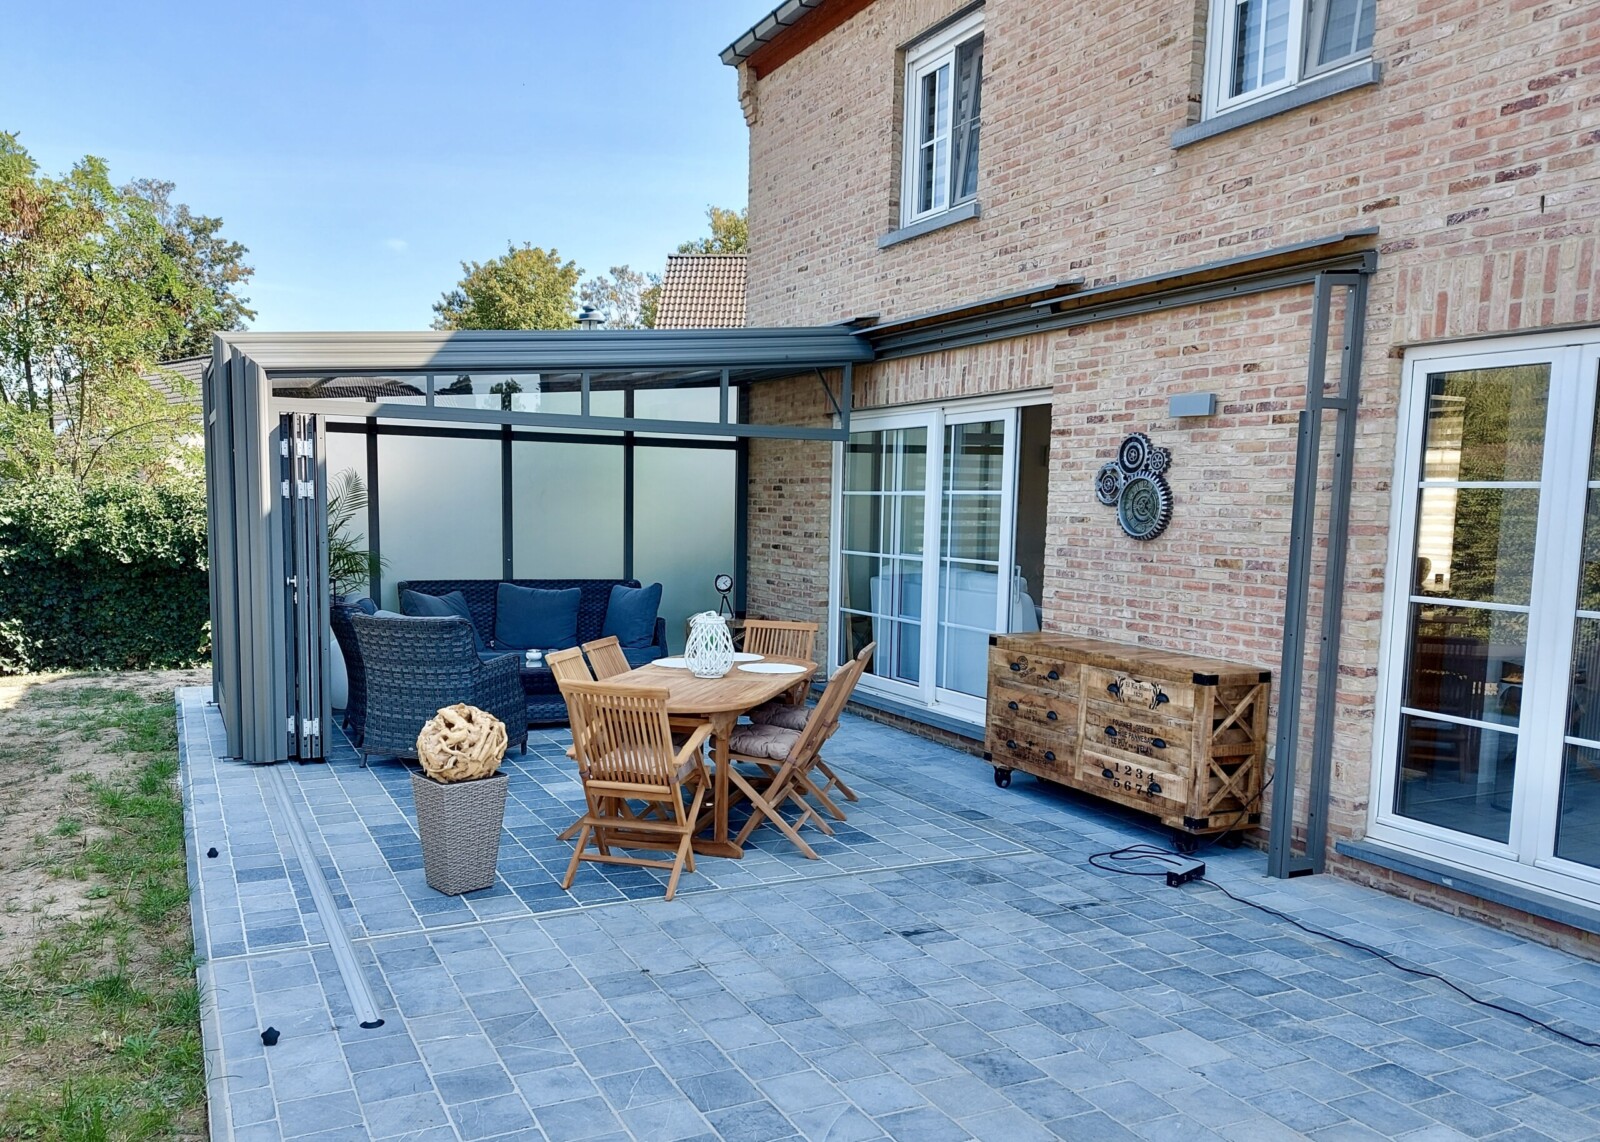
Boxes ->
[736,0,1600,950]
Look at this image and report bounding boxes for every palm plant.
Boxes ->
[327,468,383,598]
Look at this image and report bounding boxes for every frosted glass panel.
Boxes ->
[511,441,625,578]
[634,447,736,653]
[376,434,501,607]
[635,387,732,442]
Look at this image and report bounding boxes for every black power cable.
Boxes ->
[1084,846,1600,1050]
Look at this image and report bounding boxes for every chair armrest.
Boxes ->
[672,722,714,768]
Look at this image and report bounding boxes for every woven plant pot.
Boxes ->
[410,771,508,895]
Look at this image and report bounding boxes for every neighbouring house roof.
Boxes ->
[148,355,208,406]
[721,0,875,77]
[653,254,748,329]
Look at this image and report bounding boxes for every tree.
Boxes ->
[580,264,661,330]
[0,132,246,485]
[676,205,748,255]
[432,243,582,330]
[125,178,255,359]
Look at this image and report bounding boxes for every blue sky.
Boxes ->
[1,1,773,331]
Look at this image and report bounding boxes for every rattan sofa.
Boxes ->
[397,578,669,723]
[350,613,529,764]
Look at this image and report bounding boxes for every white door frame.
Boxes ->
[830,392,1045,724]
[1368,330,1600,905]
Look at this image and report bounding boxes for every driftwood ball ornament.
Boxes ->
[416,703,507,783]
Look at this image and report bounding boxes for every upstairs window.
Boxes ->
[1207,0,1375,115]
[901,11,983,227]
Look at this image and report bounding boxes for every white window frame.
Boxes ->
[1369,329,1600,910]
[1203,0,1375,118]
[899,10,984,228]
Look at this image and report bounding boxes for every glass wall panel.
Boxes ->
[375,434,501,607]
[325,429,371,597]
[272,375,425,403]
[511,440,624,579]
[633,447,736,653]
[436,373,544,413]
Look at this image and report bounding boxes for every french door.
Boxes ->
[836,404,1029,721]
[1373,333,1600,904]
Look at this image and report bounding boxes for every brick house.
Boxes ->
[720,0,1600,951]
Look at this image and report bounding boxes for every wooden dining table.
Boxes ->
[601,656,817,858]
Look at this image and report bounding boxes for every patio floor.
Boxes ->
[178,687,1600,1142]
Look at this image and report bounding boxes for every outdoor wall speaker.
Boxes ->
[1169,393,1217,418]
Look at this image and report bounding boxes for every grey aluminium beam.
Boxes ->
[269,397,850,442]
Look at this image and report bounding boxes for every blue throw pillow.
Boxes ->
[399,589,486,652]
[495,583,581,650]
[602,582,662,649]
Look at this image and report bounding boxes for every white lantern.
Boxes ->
[684,611,735,679]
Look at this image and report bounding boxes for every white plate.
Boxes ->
[738,662,808,675]
[731,652,763,662]
[653,657,690,669]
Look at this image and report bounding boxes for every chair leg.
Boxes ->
[816,758,858,802]
[797,772,847,822]
[562,824,591,889]
[729,767,817,859]
[665,784,707,901]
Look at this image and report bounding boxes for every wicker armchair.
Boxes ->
[351,614,529,765]
[330,597,377,745]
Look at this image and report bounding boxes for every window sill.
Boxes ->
[1335,836,1600,938]
[1172,60,1382,149]
[846,686,986,741]
[879,200,982,249]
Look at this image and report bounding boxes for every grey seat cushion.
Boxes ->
[728,723,799,761]
[749,701,811,731]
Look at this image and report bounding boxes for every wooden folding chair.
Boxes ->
[743,619,820,662]
[560,681,713,901]
[582,635,632,680]
[812,641,875,808]
[723,652,868,857]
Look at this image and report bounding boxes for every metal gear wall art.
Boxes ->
[1095,432,1174,541]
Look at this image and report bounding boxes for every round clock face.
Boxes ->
[714,573,734,594]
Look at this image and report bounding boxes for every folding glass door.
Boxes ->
[1374,336,1600,905]
[838,405,1027,720]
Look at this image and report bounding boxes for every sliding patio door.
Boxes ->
[837,404,1039,722]
[1372,334,1600,906]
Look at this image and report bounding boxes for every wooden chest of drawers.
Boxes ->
[985,633,1271,846]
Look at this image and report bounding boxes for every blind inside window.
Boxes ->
[951,34,984,205]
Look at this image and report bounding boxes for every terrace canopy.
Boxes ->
[204,328,871,766]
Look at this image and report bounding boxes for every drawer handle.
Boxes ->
[1106,680,1120,697]
[1104,725,1117,737]
[1043,750,1056,762]
[1157,692,1170,705]
[1007,701,1019,711]
[1149,781,1162,795]
[1046,710,1058,721]
[1010,662,1023,672]
[1006,740,1018,750]
[1151,738,1167,750]
[1047,670,1060,681]
[1101,767,1114,779]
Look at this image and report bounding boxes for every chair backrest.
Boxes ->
[562,680,681,789]
[582,636,632,680]
[787,644,873,763]
[745,619,820,661]
[351,613,479,679]
[854,641,876,671]
[547,646,594,687]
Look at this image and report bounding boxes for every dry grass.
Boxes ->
[0,672,209,1141]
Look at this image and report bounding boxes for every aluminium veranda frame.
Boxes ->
[204,328,870,766]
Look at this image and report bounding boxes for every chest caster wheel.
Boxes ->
[993,767,1013,788]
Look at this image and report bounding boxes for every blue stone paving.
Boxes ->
[178,687,1600,1141]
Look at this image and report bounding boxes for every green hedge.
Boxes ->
[0,478,210,674]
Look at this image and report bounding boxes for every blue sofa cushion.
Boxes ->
[496,583,581,650]
[602,582,662,649]
[398,589,488,652]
